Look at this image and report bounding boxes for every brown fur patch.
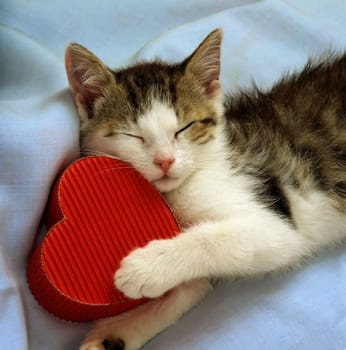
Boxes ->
[225,53,346,213]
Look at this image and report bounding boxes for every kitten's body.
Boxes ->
[65,30,346,350]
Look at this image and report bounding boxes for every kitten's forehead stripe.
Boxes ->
[112,62,184,120]
[169,79,177,105]
[126,82,140,115]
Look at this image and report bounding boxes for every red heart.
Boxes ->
[27,156,180,322]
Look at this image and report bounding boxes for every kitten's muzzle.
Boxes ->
[153,157,175,174]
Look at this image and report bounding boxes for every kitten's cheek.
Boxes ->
[170,161,190,179]
[130,160,157,179]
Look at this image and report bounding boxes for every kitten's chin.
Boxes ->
[152,176,184,193]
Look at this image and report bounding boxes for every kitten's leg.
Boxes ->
[116,212,314,299]
[80,278,212,350]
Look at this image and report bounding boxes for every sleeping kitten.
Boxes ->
[65,29,346,350]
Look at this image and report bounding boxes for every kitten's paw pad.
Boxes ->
[80,338,125,350]
[102,339,125,350]
[115,240,178,299]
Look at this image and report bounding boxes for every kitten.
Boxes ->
[65,29,346,350]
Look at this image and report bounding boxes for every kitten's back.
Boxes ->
[225,53,346,213]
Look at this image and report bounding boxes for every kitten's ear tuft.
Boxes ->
[65,43,114,121]
[184,29,223,98]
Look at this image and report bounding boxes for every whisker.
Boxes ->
[81,148,120,160]
[95,166,136,175]
[80,148,142,175]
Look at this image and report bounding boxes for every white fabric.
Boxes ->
[1,1,345,349]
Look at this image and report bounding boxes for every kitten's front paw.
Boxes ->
[115,239,180,299]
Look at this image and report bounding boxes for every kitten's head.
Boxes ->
[65,29,224,192]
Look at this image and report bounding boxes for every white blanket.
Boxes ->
[1,0,345,349]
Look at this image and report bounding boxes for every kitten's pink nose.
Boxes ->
[154,157,175,173]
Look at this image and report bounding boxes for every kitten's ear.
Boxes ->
[65,43,115,121]
[184,29,223,98]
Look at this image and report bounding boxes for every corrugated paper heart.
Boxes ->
[28,156,180,322]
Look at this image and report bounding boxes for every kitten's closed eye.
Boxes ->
[121,133,144,143]
[175,122,196,139]
[175,118,216,139]
[104,132,144,143]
